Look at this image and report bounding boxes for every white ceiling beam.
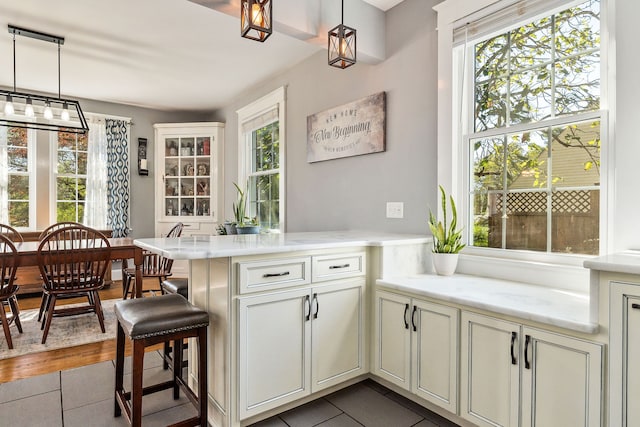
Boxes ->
[187,0,386,63]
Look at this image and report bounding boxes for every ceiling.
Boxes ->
[0,0,403,113]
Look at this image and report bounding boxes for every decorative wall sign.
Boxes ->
[137,138,149,176]
[307,92,386,163]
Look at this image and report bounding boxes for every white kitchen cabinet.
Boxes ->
[239,278,365,419]
[461,311,603,427]
[610,281,640,427]
[153,122,224,238]
[374,290,459,413]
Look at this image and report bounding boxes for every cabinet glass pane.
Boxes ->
[181,159,195,176]
[166,198,178,216]
[196,199,211,216]
[166,138,179,156]
[180,137,195,156]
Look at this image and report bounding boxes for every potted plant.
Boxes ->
[233,181,260,235]
[428,185,465,275]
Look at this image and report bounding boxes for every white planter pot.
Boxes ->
[432,253,459,276]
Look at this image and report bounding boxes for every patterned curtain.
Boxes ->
[106,119,130,237]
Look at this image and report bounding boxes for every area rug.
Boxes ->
[0,299,118,360]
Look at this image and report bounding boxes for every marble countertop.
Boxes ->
[134,230,431,260]
[583,251,640,275]
[377,274,597,334]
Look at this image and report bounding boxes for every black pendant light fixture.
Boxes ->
[1,25,88,134]
[241,0,273,42]
[328,0,357,69]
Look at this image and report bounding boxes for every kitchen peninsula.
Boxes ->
[134,231,432,427]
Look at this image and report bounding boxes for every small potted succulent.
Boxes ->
[233,181,260,235]
[428,185,465,275]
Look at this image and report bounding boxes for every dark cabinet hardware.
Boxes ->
[263,271,290,278]
[411,305,418,332]
[524,334,531,369]
[305,295,311,321]
[510,332,517,365]
[403,303,409,330]
[632,303,640,310]
[313,293,319,319]
[329,264,350,269]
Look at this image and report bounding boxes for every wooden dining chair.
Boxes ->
[0,223,24,243]
[121,222,184,299]
[0,234,23,349]
[36,221,84,322]
[38,221,82,241]
[37,224,111,344]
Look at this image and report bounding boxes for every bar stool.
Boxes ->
[114,294,209,427]
[161,278,190,369]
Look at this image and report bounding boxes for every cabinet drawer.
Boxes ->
[238,257,311,293]
[312,252,366,282]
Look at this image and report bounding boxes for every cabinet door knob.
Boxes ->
[403,303,409,330]
[524,334,532,370]
[510,332,517,365]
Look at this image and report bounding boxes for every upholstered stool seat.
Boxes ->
[114,294,209,427]
[161,278,189,299]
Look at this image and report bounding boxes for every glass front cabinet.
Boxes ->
[153,122,224,238]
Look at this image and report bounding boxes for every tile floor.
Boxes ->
[0,350,460,427]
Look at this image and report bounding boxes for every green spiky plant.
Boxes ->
[428,185,465,254]
[232,181,248,226]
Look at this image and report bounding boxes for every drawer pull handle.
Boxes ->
[632,303,640,310]
[510,332,517,365]
[403,304,409,330]
[263,271,290,278]
[524,334,531,370]
[329,264,350,269]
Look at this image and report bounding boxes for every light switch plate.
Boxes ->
[386,202,404,219]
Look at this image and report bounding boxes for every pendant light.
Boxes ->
[1,25,88,134]
[328,0,357,69]
[241,0,272,42]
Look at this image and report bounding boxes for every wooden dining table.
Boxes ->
[13,237,146,298]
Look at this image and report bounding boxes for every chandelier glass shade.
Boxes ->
[241,0,272,42]
[1,25,88,134]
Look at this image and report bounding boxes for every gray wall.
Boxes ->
[212,0,439,234]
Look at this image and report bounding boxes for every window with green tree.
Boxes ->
[55,131,88,223]
[467,0,601,255]
[1,127,33,228]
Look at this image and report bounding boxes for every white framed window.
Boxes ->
[237,87,286,232]
[50,130,89,223]
[435,0,611,286]
[0,126,36,229]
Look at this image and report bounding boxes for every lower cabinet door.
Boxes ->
[412,299,458,414]
[238,288,311,419]
[311,279,366,391]
[520,326,603,427]
[373,290,412,390]
[460,311,520,427]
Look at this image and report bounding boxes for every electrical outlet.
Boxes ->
[386,202,404,219]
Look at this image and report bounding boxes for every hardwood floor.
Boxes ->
[0,279,166,383]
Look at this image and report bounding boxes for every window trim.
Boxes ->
[236,86,286,232]
[434,0,614,287]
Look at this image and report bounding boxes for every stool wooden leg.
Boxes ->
[131,339,145,427]
[163,341,171,370]
[198,328,208,426]
[114,323,125,417]
[173,338,182,399]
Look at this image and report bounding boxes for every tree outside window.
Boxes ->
[469,0,600,255]
[6,127,30,227]
[248,122,280,231]
[56,131,88,222]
